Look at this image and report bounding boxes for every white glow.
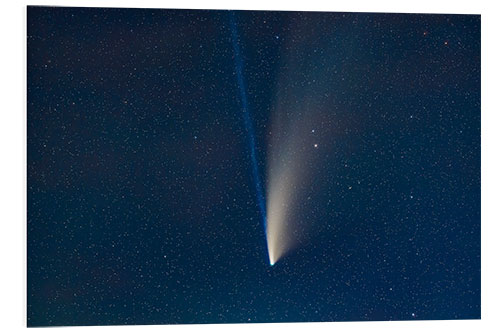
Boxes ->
[266,164,297,265]
[266,114,313,265]
[265,15,339,266]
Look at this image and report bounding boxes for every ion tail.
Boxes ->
[229,12,269,257]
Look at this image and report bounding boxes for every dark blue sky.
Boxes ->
[27,7,480,326]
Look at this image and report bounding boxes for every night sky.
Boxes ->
[27,6,480,327]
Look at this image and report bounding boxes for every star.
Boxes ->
[314,143,318,148]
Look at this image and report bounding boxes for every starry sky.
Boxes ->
[27,6,480,326]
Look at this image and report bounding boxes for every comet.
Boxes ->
[230,12,336,266]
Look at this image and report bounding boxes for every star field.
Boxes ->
[27,7,480,326]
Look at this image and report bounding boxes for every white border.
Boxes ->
[2,1,498,332]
